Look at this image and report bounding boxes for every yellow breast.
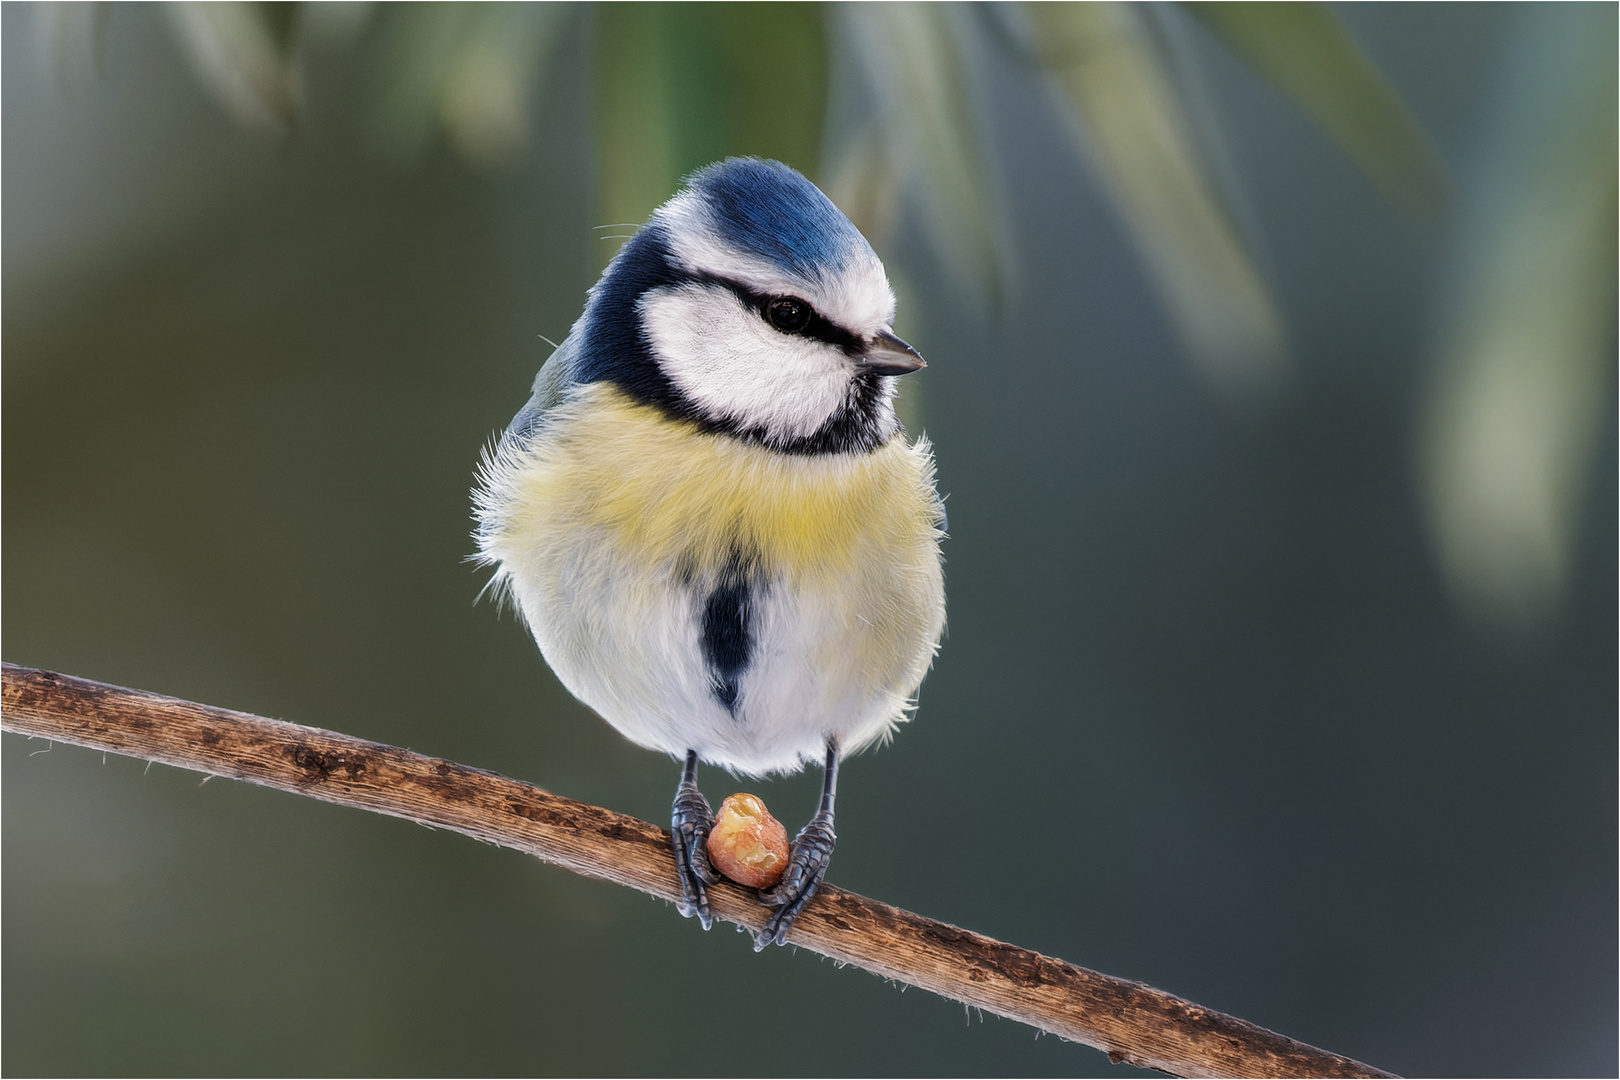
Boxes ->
[492,382,943,581]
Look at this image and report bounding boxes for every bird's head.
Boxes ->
[576,158,925,455]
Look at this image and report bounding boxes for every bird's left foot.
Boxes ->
[754,811,835,950]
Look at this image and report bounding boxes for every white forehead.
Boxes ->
[656,190,896,339]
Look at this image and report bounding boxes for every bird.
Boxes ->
[474,158,945,949]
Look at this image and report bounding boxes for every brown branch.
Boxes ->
[2,663,1394,1079]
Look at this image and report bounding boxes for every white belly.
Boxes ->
[507,533,924,775]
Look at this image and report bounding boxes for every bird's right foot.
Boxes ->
[671,752,720,929]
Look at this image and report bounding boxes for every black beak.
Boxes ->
[855,329,927,376]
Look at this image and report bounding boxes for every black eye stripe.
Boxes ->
[688,273,864,354]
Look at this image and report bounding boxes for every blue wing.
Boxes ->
[499,332,583,452]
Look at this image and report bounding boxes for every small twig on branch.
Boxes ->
[2,663,1393,1079]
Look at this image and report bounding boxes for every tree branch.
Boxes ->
[2,663,1393,1079]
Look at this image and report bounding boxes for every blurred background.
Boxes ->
[4,3,1614,1075]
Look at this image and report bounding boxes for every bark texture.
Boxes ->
[2,663,1394,1079]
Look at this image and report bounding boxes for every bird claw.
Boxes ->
[672,779,720,930]
[754,811,835,949]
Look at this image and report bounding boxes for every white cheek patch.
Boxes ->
[658,193,896,339]
[640,284,855,440]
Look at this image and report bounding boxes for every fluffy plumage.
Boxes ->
[478,380,943,774]
[476,158,946,778]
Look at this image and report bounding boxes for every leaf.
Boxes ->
[1417,4,1616,632]
[1186,2,1448,216]
[371,4,567,168]
[826,4,1001,304]
[1025,1,1286,392]
[166,2,302,133]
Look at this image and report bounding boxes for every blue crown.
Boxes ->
[685,158,872,279]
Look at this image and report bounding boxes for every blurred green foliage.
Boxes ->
[4,4,1615,1076]
[162,1,1445,382]
[594,3,827,233]
[1187,2,1448,215]
[1417,2,1618,631]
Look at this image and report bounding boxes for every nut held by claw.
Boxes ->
[706,793,790,888]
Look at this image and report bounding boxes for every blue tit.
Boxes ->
[474,158,945,948]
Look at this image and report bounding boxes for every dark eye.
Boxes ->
[764,296,811,334]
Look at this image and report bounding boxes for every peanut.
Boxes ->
[705,793,790,889]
